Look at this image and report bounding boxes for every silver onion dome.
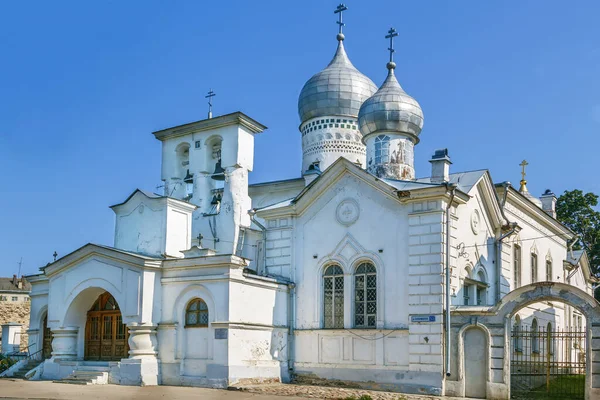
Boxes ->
[358,63,423,142]
[298,38,377,123]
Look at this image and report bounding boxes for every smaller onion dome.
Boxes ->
[358,62,423,143]
[298,36,377,123]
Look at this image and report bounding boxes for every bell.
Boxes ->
[211,159,225,181]
[183,169,194,184]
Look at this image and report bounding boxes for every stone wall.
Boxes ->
[0,301,30,350]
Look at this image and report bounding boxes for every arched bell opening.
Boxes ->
[84,291,129,361]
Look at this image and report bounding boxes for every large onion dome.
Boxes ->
[298,36,377,123]
[358,62,423,143]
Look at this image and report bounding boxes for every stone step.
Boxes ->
[76,366,111,372]
[54,379,94,385]
[56,370,108,385]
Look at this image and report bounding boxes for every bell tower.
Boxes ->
[152,112,267,255]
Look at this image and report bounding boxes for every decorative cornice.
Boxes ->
[152,111,267,141]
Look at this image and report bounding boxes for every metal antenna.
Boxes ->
[17,257,22,277]
[334,4,347,40]
[385,27,399,66]
[205,88,216,119]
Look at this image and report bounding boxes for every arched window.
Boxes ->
[531,318,539,353]
[513,244,521,288]
[185,298,209,327]
[354,262,376,328]
[531,253,538,283]
[476,271,487,306]
[545,260,552,282]
[547,322,554,355]
[374,135,390,164]
[513,315,522,352]
[323,265,344,329]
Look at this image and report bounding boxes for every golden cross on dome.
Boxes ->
[519,159,529,193]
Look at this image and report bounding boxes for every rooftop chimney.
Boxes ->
[429,148,452,184]
[304,161,322,186]
[540,189,557,218]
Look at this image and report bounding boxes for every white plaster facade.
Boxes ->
[24,25,598,398]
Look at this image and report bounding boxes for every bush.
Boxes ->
[0,354,17,373]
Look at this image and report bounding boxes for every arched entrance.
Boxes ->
[42,315,52,359]
[497,283,600,400]
[447,282,600,400]
[84,292,129,361]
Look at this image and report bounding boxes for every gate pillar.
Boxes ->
[590,324,600,399]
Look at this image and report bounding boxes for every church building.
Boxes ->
[22,5,597,399]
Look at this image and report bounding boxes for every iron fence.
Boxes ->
[511,326,586,399]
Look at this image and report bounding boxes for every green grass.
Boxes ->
[512,375,585,400]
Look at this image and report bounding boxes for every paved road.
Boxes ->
[0,380,307,400]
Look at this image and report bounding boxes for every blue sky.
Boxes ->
[1,1,599,276]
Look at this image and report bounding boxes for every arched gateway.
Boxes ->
[447,282,600,400]
[84,292,129,361]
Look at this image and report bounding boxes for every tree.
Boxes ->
[556,190,600,278]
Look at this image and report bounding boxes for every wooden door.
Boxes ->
[84,292,129,361]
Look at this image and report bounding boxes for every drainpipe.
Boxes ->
[249,210,267,276]
[288,282,296,377]
[445,182,457,377]
[496,224,518,302]
[496,182,515,302]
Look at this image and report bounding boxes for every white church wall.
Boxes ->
[158,273,229,387]
[27,276,49,355]
[165,205,191,257]
[285,173,444,394]
[226,270,289,383]
[113,192,195,258]
[451,187,497,306]
[293,173,408,330]
[159,260,288,387]
[406,199,445,388]
[114,194,167,257]
[264,218,293,279]
[249,179,304,211]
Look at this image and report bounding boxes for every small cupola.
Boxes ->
[359,27,423,180]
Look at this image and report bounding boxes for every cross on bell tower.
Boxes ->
[385,27,399,69]
[206,88,216,119]
[334,3,347,41]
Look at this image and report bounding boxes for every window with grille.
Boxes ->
[531,318,539,353]
[374,135,390,164]
[514,245,521,288]
[513,316,522,352]
[354,263,376,328]
[323,265,344,328]
[185,298,209,327]
[545,260,552,282]
[531,253,538,283]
